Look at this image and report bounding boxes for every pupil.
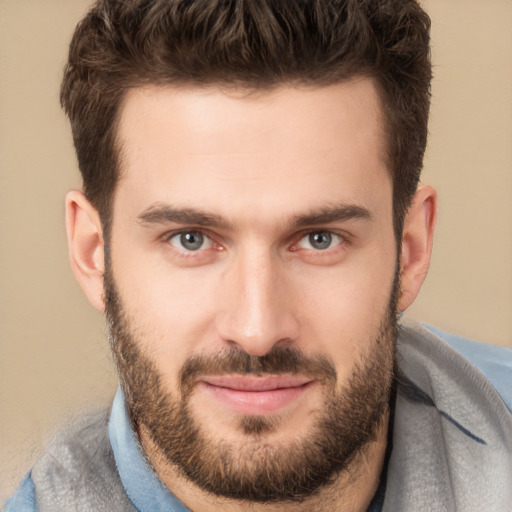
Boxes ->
[181,232,203,250]
[310,232,331,250]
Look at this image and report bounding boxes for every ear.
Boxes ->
[398,185,437,312]
[65,190,105,312]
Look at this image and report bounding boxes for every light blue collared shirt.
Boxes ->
[108,388,191,511]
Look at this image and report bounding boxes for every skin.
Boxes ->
[66,78,436,511]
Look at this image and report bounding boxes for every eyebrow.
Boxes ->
[137,202,372,230]
[291,204,372,227]
[137,204,233,230]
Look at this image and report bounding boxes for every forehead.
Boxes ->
[114,80,390,223]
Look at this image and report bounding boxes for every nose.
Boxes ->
[215,248,300,356]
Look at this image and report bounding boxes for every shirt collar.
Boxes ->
[108,387,191,512]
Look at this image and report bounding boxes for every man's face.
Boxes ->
[106,80,398,500]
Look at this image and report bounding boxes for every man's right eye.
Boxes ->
[168,231,214,252]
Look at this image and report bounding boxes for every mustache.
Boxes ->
[179,346,337,392]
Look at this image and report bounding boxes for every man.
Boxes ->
[6,0,512,510]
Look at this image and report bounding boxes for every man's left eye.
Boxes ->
[168,231,214,251]
[297,231,343,251]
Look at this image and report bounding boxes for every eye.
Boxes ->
[297,231,343,251]
[168,231,213,251]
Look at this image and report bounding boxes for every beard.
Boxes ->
[104,264,399,504]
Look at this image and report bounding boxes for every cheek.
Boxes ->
[293,248,396,378]
[110,245,224,383]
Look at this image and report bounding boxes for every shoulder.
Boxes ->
[398,318,512,413]
[385,318,512,510]
[31,409,113,483]
[422,322,512,413]
[7,409,135,512]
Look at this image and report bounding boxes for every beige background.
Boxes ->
[1,0,511,505]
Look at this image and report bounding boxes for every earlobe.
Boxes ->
[65,190,106,312]
[398,185,437,312]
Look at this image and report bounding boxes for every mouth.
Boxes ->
[199,375,315,415]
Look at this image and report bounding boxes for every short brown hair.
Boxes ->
[61,0,431,238]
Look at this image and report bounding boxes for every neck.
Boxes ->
[139,412,389,512]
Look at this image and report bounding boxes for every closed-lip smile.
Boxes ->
[200,375,315,415]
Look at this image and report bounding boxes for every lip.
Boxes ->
[200,375,314,415]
